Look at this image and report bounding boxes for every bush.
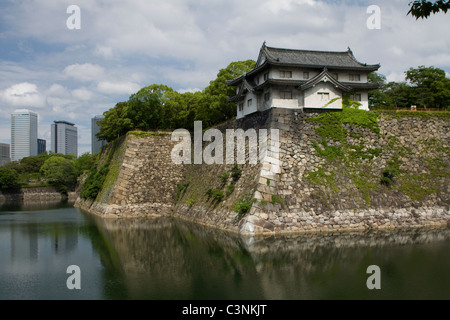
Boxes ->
[232,194,253,216]
[206,188,224,202]
[218,172,229,188]
[231,164,242,182]
[40,156,78,194]
[176,182,189,202]
[186,197,195,207]
[225,183,235,197]
[80,165,110,200]
[0,167,20,190]
[271,195,284,206]
[380,168,396,186]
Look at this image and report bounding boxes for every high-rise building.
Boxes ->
[0,143,11,167]
[37,139,46,155]
[11,109,38,161]
[91,115,106,154]
[51,121,78,157]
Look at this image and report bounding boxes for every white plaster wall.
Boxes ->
[359,92,369,111]
[304,82,343,109]
[242,92,258,117]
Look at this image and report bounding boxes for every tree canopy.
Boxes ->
[408,0,450,19]
[97,60,255,142]
[369,66,450,110]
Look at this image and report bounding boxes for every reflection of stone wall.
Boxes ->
[95,216,450,299]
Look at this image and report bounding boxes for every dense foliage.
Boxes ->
[97,60,256,142]
[0,152,96,193]
[369,66,450,110]
[408,0,450,19]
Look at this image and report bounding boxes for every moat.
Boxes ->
[1,201,449,300]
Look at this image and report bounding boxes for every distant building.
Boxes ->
[51,121,78,157]
[91,115,106,154]
[11,109,38,161]
[37,139,46,155]
[227,43,380,119]
[0,143,11,167]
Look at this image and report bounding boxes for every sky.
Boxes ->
[0,0,449,156]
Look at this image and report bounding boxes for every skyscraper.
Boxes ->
[51,121,78,157]
[91,115,106,154]
[0,143,10,167]
[11,109,38,161]
[37,139,46,155]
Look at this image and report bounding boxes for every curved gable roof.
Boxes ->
[300,68,352,92]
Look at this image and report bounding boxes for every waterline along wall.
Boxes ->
[76,109,450,235]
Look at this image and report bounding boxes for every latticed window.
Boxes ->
[280,91,292,99]
[280,71,292,78]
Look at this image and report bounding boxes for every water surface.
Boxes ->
[0,202,449,300]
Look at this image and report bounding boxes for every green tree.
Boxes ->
[197,60,256,127]
[97,102,133,142]
[368,72,389,109]
[19,153,51,174]
[97,60,256,141]
[0,167,20,190]
[74,152,97,175]
[406,66,450,109]
[385,81,414,109]
[408,0,450,19]
[40,156,78,193]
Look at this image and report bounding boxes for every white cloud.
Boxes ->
[97,81,141,95]
[63,63,105,82]
[94,45,114,59]
[0,0,449,152]
[178,88,202,94]
[72,88,94,101]
[0,82,45,108]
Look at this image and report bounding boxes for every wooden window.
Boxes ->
[349,74,360,81]
[280,71,292,78]
[280,91,292,99]
[247,99,253,107]
[303,72,309,80]
[351,94,361,101]
[318,92,330,101]
[238,103,244,111]
[332,73,339,80]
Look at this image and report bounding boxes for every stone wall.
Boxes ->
[76,109,450,235]
[0,187,76,202]
[239,109,450,234]
[77,133,186,217]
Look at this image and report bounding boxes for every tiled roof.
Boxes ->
[261,44,380,71]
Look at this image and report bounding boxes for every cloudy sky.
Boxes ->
[1,0,449,155]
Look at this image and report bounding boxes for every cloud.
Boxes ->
[0,0,449,150]
[63,63,105,82]
[72,87,94,101]
[178,88,202,94]
[97,81,141,95]
[0,82,45,108]
[94,45,114,59]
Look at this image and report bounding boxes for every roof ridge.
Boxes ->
[265,45,349,55]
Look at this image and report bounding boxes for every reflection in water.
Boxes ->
[0,199,74,212]
[94,216,450,300]
[1,203,449,300]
